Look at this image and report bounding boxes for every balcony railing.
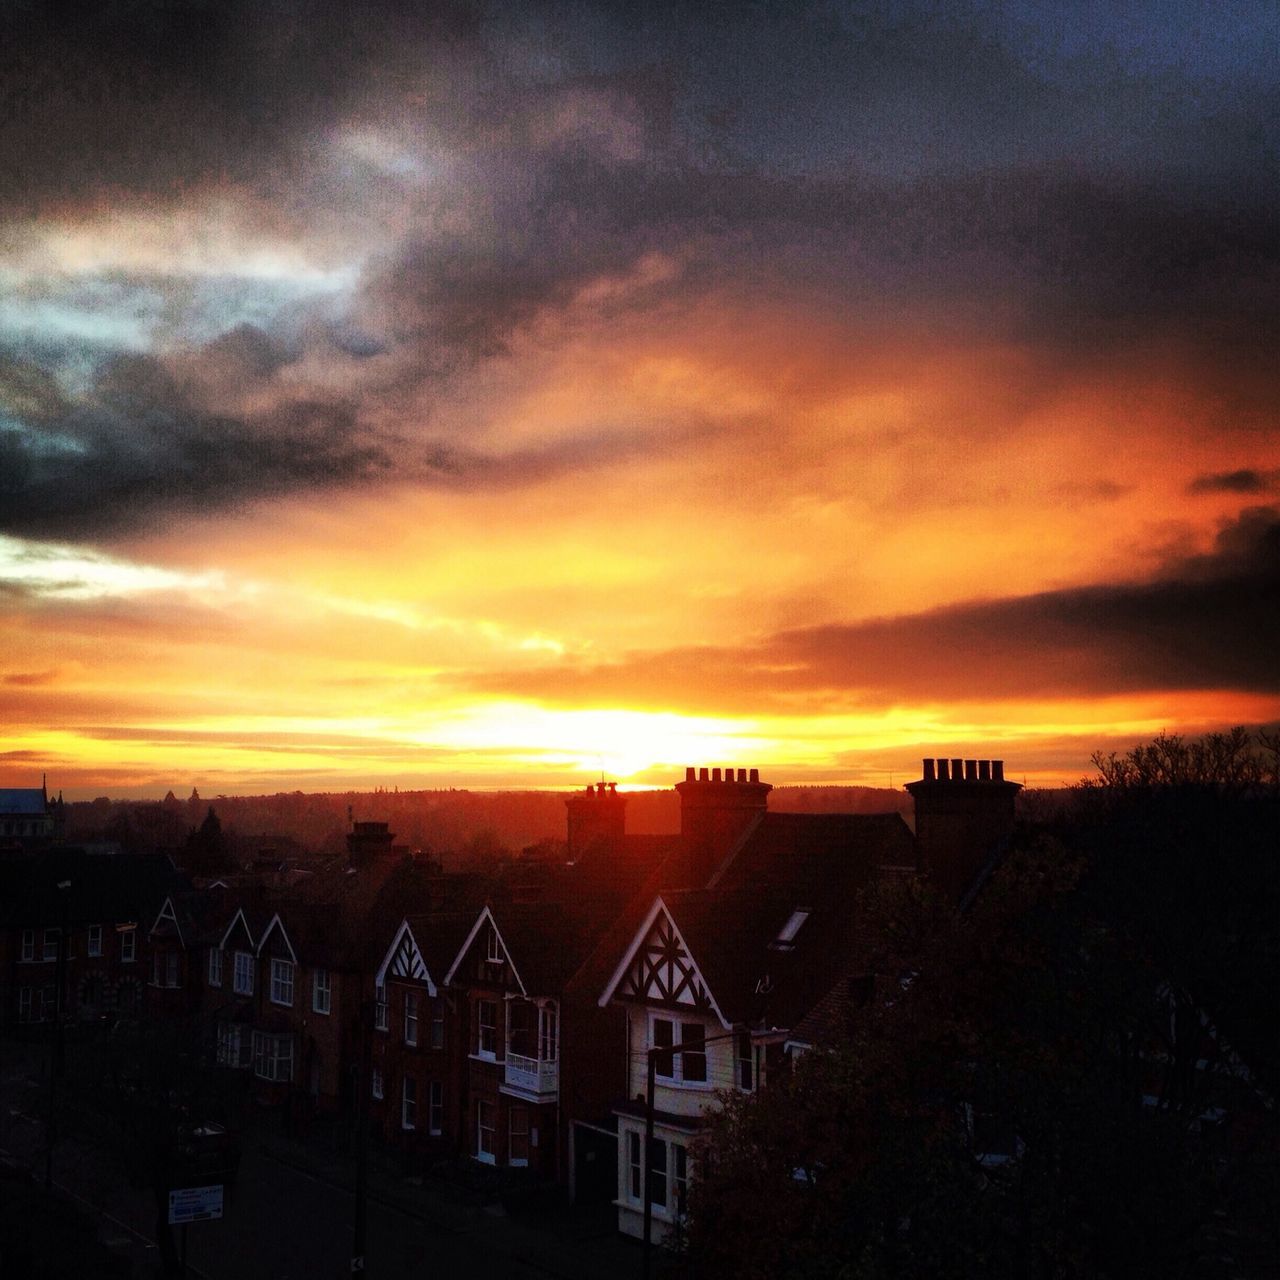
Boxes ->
[504,1052,559,1096]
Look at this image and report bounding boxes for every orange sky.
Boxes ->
[2,4,1277,797]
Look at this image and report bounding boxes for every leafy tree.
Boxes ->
[684,732,1280,1278]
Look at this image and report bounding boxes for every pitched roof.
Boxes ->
[0,789,48,816]
[0,848,187,928]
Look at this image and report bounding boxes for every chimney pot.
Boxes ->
[951,758,964,781]
[699,768,709,782]
[938,758,950,781]
[712,768,722,782]
[965,759,977,781]
[923,758,936,782]
[993,759,1005,781]
[749,768,759,783]
[686,767,695,782]
[978,759,991,781]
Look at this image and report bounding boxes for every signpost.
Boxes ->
[169,1184,223,1278]
[168,1183,224,1224]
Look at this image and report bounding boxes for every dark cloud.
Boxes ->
[456,506,1280,713]
[2,669,61,687]
[1187,469,1279,495]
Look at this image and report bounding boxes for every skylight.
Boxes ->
[771,909,811,950]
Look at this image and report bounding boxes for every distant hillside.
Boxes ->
[63,783,913,866]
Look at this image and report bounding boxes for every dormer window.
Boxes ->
[486,928,502,965]
[770,909,810,951]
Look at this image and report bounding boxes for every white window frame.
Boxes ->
[476,998,497,1059]
[120,928,136,964]
[627,1130,642,1202]
[486,928,503,964]
[404,991,418,1046]
[375,984,388,1031]
[18,987,33,1021]
[651,1015,710,1088]
[87,924,102,958]
[476,1099,496,1164]
[270,957,294,1007]
[251,1031,293,1082]
[312,969,331,1015]
[152,950,180,988]
[20,929,35,963]
[402,1076,417,1130]
[539,1003,558,1062]
[429,1080,443,1135]
[371,1067,384,1100]
[216,1023,251,1069]
[623,1127,688,1219]
[208,948,223,987]
[233,950,254,996]
[509,1104,530,1167]
[43,928,61,962]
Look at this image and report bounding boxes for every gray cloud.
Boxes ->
[1188,469,1280,495]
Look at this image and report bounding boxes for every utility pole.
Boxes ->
[352,998,371,1275]
[45,879,71,1194]
[641,1048,657,1280]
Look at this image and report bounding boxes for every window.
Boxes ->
[652,1017,708,1085]
[771,908,810,951]
[509,1105,529,1166]
[20,930,34,962]
[217,1024,251,1068]
[208,948,223,987]
[628,1131,642,1200]
[673,1144,689,1217]
[87,925,102,958]
[476,1099,495,1164]
[737,1031,754,1091]
[647,1136,667,1208]
[431,998,445,1050]
[486,927,503,964]
[429,1081,443,1135]
[371,1067,383,1100]
[43,928,61,962]
[476,998,497,1058]
[270,958,294,1006]
[251,1031,293,1082]
[18,988,33,1022]
[508,998,537,1057]
[404,991,418,1046]
[539,1004,558,1062]
[152,951,180,988]
[402,1077,417,1130]
[233,950,254,995]
[374,985,388,1031]
[312,969,331,1015]
[120,928,136,964]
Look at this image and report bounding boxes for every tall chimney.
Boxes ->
[676,766,772,888]
[565,782,627,861]
[906,755,1021,902]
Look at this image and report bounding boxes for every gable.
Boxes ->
[256,913,297,963]
[218,907,256,953]
[148,895,184,945]
[600,898,729,1027]
[443,906,526,995]
[375,920,437,994]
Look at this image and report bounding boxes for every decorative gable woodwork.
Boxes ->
[389,929,428,982]
[616,905,714,1014]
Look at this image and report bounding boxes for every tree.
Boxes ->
[684,732,1280,1278]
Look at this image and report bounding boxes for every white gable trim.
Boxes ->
[148,895,184,946]
[442,905,526,996]
[255,912,297,963]
[375,919,437,995]
[217,906,255,953]
[597,896,732,1030]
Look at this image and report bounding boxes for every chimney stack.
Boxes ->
[676,765,773,888]
[905,756,1022,901]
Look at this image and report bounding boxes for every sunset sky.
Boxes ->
[2,1,1277,798]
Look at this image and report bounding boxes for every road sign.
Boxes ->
[168,1184,224,1225]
